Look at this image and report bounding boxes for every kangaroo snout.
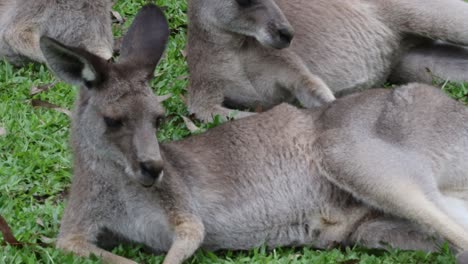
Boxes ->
[277,26,294,46]
[139,160,164,187]
[262,23,294,49]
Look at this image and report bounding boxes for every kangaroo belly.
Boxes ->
[201,210,323,251]
[202,204,371,251]
[197,170,368,251]
[196,168,323,250]
[203,225,321,251]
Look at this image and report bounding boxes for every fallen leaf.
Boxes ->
[30,81,57,96]
[111,10,125,24]
[36,218,45,228]
[0,127,6,137]
[255,104,264,113]
[180,48,187,58]
[182,116,200,133]
[39,236,55,245]
[0,215,22,247]
[31,99,72,117]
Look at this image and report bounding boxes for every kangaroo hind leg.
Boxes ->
[316,134,468,251]
[382,0,468,45]
[390,41,468,84]
[350,213,444,252]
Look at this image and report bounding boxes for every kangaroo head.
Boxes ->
[39,4,170,187]
[198,0,294,49]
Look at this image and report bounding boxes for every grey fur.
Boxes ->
[0,0,113,65]
[40,5,468,264]
[186,0,468,121]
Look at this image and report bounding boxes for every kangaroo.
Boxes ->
[187,0,468,121]
[41,4,468,264]
[0,0,113,65]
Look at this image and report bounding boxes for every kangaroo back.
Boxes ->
[0,0,113,65]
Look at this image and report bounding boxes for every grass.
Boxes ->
[0,0,467,263]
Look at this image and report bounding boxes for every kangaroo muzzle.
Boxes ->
[273,25,295,49]
[254,1,295,50]
[134,124,164,187]
[138,160,164,187]
[257,22,295,50]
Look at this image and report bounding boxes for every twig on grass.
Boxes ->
[30,81,58,96]
[31,99,72,117]
[181,115,200,133]
[0,214,22,247]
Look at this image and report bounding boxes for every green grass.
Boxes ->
[0,0,467,263]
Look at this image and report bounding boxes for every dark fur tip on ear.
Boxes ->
[119,4,170,78]
[39,36,109,89]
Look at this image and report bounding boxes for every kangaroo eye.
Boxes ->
[104,116,123,129]
[236,0,253,7]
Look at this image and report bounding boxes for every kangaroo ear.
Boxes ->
[39,36,108,89]
[119,4,170,78]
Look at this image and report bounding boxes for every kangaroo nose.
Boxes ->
[278,27,294,44]
[140,161,163,182]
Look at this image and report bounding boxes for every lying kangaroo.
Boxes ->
[187,0,468,121]
[0,0,113,65]
[41,4,468,264]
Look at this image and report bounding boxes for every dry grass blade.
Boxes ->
[0,215,22,247]
[0,127,6,137]
[182,116,200,133]
[30,81,57,96]
[39,236,55,245]
[31,99,72,117]
[157,93,172,103]
[176,75,189,81]
[111,10,125,24]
